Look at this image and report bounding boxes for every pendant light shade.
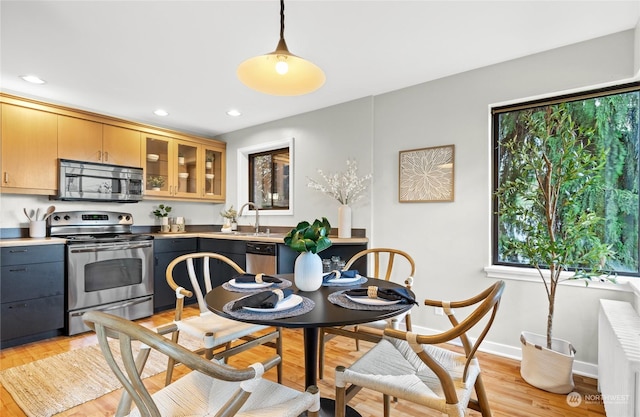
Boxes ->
[237,0,325,96]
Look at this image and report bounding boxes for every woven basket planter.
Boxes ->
[520,331,576,394]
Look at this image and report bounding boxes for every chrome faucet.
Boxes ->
[238,202,260,233]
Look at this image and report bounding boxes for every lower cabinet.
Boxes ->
[1,244,65,348]
[198,238,246,287]
[153,238,198,313]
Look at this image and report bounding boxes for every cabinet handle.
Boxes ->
[9,249,27,253]
[8,303,28,309]
[97,150,102,161]
[104,151,109,161]
[3,172,8,184]
[9,268,27,272]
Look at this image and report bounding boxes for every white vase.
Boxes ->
[338,204,352,238]
[294,252,323,291]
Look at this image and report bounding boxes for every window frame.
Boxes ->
[236,137,294,216]
[490,82,640,277]
[248,146,290,211]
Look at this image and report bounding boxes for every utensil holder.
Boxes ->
[29,221,46,238]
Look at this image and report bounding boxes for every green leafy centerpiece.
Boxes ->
[284,218,332,291]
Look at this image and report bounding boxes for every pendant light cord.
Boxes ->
[280,0,285,41]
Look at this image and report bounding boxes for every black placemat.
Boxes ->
[328,290,412,311]
[223,295,315,320]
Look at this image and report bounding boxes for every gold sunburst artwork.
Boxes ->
[399,145,455,202]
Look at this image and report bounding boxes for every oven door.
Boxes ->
[67,240,153,313]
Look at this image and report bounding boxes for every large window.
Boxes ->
[492,83,640,276]
[248,147,290,210]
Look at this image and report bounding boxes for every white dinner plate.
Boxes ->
[345,295,401,306]
[229,279,273,289]
[244,294,303,313]
[326,274,363,284]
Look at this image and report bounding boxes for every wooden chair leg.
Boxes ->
[354,326,360,351]
[383,394,391,417]
[319,328,326,380]
[276,327,283,384]
[335,366,347,417]
[165,330,181,386]
[474,374,492,417]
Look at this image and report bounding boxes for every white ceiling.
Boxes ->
[1,1,639,138]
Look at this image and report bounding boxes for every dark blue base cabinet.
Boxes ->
[1,245,65,349]
[153,238,199,313]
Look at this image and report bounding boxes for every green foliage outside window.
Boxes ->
[494,85,640,276]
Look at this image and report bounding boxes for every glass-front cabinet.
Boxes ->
[143,135,198,199]
[174,141,199,198]
[201,145,224,200]
[143,135,225,201]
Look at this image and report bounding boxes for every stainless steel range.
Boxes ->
[50,211,154,335]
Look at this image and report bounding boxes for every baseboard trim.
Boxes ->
[410,324,599,379]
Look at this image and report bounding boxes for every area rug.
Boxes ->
[0,334,201,417]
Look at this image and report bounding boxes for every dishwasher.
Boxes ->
[245,242,277,275]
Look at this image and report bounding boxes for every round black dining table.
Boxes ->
[205,274,415,416]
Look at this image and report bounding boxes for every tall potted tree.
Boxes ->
[495,104,614,393]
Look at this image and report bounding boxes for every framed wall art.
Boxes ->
[399,144,455,202]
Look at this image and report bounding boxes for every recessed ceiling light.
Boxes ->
[226,109,241,117]
[20,75,46,84]
[153,109,169,116]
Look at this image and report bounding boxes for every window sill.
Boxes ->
[484,265,637,294]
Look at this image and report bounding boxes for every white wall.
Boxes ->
[219,30,637,371]
[220,97,374,234]
[372,30,637,370]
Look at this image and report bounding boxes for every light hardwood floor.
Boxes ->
[0,306,606,417]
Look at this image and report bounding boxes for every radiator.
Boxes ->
[598,299,640,417]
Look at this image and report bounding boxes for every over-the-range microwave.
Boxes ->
[56,159,144,202]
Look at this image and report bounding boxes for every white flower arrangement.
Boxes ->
[307,159,372,205]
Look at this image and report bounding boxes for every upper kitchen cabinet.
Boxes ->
[1,103,58,194]
[143,136,194,199]
[143,134,225,202]
[1,93,225,201]
[58,116,141,167]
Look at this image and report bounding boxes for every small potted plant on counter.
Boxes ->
[284,218,332,291]
[153,204,172,232]
[220,205,237,232]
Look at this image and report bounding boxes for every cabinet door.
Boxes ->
[201,145,225,201]
[103,125,141,167]
[1,104,58,192]
[58,115,103,162]
[174,141,200,198]
[143,134,174,196]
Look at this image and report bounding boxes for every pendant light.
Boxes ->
[237,0,325,96]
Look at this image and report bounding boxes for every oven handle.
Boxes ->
[70,296,153,317]
[69,242,153,253]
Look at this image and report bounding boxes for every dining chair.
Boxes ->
[161,252,283,385]
[318,247,416,379]
[334,280,506,417]
[83,310,320,417]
